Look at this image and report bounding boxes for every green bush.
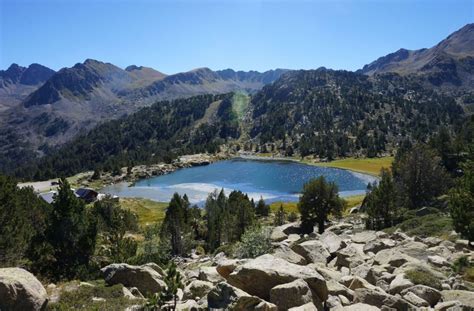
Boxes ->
[47,281,139,310]
[234,226,272,259]
[405,268,442,290]
[396,214,452,238]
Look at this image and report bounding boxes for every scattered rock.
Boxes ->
[320,231,346,254]
[198,266,225,283]
[207,282,277,310]
[401,285,441,306]
[363,239,395,254]
[351,231,377,244]
[288,302,319,311]
[183,280,213,300]
[226,254,327,302]
[326,223,353,234]
[441,290,474,309]
[269,279,313,310]
[388,273,414,294]
[291,240,331,264]
[273,244,307,265]
[343,303,381,311]
[428,255,450,268]
[402,291,429,307]
[353,288,412,310]
[0,268,48,311]
[216,259,243,279]
[101,263,165,295]
[271,227,288,242]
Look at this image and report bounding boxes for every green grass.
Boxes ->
[47,280,142,310]
[232,92,250,119]
[270,201,299,214]
[306,156,394,176]
[405,268,442,290]
[388,213,453,238]
[119,198,168,227]
[343,194,366,215]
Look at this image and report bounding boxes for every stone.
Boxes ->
[428,255,450,268]
[269,279,313,310]
[343,303,381,311]
[402,291,429,307]
[142,262,165,276]
[353,288,412,310]
[424,237,443,247]
[122,287,136,300]
[207,282,277,310]
[335,244,368,268]
[326,223,353,234]
[340,276,376,291]
[327,280,354,300]
[291,240,331,264]
[216,259,242,279]
[441,290,474,309]
[273,244,307,265]
[286,234,302,243]
[271,227,288,242]
[313,265,342,282]
[388,273,414,294]
[288,302,319,311]
[374,249,413,268]
[434,301,462,311]
[129,287,144,299]
[101,263,165,296]
[320,231,346,254]
[401,285,441,306]
[183,280,213,300]
[363,239,396,254]
[351,231,377,244]
[279,222,302,235]
[226,254,327,302]
[176,299,201,311]
[0,268,48,311]
[198,266,225,283]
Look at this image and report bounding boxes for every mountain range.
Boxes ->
[1,23,473,178]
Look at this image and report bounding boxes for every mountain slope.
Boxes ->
[0,63,55,110]
[13,69,466,179]
[360,24,474,89]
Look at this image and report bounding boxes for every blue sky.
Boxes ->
[0,0,472,74]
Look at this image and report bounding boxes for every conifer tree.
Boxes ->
[274,204,286,226]
[256,197,270,217]
[450,159,474,243]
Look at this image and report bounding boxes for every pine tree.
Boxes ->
[298,177,343,234]
[450,158,474,243]
[274,204,286,226]
[365,168,399,230]
[161,193,190,256]
[48,178,97,279]
[256,197,270,217]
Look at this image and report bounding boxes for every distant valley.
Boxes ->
[1,23,473,178]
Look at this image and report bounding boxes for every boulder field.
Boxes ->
[1,221,473,310]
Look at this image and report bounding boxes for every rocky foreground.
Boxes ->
[1,221,473,310]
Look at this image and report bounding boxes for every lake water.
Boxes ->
[102,158,377,205]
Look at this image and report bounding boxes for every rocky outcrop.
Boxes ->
[183,280,213,300]
[269,279,313,310]
[101,263,165,295]
[207,282,277,310]
[291,240,331,264]
[0,268,48,311]
[226,254,328,302]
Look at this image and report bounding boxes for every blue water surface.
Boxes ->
[102,158,376,204]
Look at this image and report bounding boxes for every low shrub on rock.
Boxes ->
[234,226,272,259]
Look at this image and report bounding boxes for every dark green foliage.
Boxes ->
[16,94,233,180]
[92,196,139,262]
[146,261,183,311]
[392,144,450,209]
[161,193,201,255]
[392,213,452,238]
[298,177,344,234]
[0,175,51,267]
[365,168,399,230]
[287,212,298,222]
[256,197,270,217]
[450,157,474,242]
[274,204,287,226]
[47,178,97,280]
[132,224,172,266]
[250,69,463,158]
[205,189,255,252]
